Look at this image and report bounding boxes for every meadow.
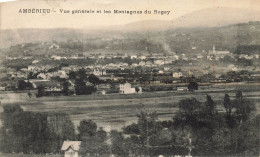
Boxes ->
[1,83,256,132]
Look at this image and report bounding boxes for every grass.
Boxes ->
[0,153,62,157]
[1,84,260,131]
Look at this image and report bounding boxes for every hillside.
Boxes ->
[1,7,260,48]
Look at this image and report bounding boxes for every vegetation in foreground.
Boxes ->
[0,91,259,156]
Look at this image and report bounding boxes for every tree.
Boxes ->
[18,80,33,90]
[123,123,140,135]
[78,119,97,139]
[110,130,129,156]
[96,127,107,142]
[36,85,45,97]
[1,104,23,129]
[224,94,232,115]
[79,135,110,156]
[88,74,100,85]
[0,106,76,154]
[79,126,109,156]
[233,98,256,123]
[77,68,87,80]
[236,90,243,100]
[188,82,198,92]
[204,95,215,115]
[171,127,194,156]
[178,98,201,115]
[62,81,70,96]
[75,78,87,95]
[68,71,77,80]
[135,87,140,93]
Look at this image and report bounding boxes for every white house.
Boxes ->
[140,55,146,60]
[58,70,68,78]
[177,87,188,91]
[37,73,48,80]
[197,55,203,59]
[132,63,138,67]
[139,61,146,66]
[93,69,106,76]
[154,60,164,65]
[130,55,137,59]
[173,72,183,78]
[173,55,179,60]
[51,55,62,60]
[32,60,40,64]
[61,141,81,157]
[119,83,136,94]
[28,65,36,71]
[158,70,164,74]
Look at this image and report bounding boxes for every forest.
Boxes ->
[0,91,259,156]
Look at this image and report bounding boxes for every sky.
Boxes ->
[0,0,260,29]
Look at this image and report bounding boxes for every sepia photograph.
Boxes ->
[0,0,259,156]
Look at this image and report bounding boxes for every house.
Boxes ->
[28,65,36,71]
[154,60,164,65]
[139,61,146,66]
[197,55,203,59]
[132,63,138,67]
[58,70,69,78]
[101,90,106,95]
[173,72,183,78]
[158,70,164,74]
[177,87,188,91]
[61,141,81,157]
[140,55,146,60]
[130,55,137,59]
[51,55,62,60]
[209,45,230,55]
[119,83,135,94]
[29,80,62,91]
[37,73,48,80]
[145,61,153,67]
[93,68,106,76]
[32,60,40,64]
[173,55,179,60]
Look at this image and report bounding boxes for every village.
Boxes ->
[0,43,259,98]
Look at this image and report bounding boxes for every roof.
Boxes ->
[61,141,81,151]
[30,80,61,88]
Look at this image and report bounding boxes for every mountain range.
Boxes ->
[1,7,260,48]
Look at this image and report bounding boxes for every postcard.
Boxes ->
[0,0,259,156]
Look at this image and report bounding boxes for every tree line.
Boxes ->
[0,91,259,156]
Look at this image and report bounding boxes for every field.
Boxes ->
[1,83,259,132]
[0,153,62,157]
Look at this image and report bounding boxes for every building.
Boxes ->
[130,55,137,59]
[93,68,106,76]
[119,83,135,94]
[140,55,146,60]
[29,80,62,91]
[154,60,164,65]
[61,141,81,157]
[173,72,183,78]
[177,87,188,91]
[28,65,36,71]
[209,45,229,55]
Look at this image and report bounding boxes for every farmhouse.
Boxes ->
[119,83,135,94]
[61,141,81,157]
